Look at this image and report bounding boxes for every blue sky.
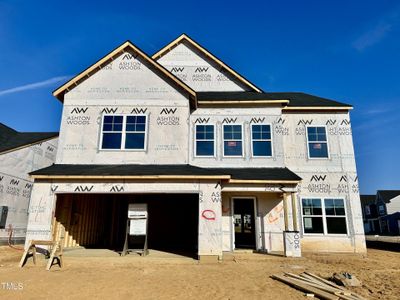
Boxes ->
[0,0,399,193]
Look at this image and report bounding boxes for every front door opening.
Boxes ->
[234,198,256,249]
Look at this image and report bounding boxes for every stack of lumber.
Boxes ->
[271,272,366,300]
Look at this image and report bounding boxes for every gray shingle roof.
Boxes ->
[196,92,351,107]
[30,164,302,181]
[377,190,400,203]
[0,123,58,154]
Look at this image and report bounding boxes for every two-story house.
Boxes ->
[361,191,400,235]
[26,34,366,260]
[0,123,58,244]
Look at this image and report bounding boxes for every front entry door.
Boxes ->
[234,198,256,249]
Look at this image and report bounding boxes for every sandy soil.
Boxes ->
[0,246,399,299]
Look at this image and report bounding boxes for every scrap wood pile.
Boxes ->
[271,272,366,300]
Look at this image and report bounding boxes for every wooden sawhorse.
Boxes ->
[19,239,63,271]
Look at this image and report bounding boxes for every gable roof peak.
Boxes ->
[52,39,196,104]
[153,33,263,93]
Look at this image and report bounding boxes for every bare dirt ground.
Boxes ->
[0,246,399,300]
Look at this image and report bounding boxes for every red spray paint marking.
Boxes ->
[201,210,216,220]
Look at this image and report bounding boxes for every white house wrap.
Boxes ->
[25,34,366,259]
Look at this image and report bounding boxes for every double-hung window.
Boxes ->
[223,125,243,156]
[251,124,272,157]
[302,198,347,234]
[307,126,329,158]
[195,125,214,156]
[101,115,147,150]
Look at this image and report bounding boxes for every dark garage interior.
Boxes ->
[55,193,199,256]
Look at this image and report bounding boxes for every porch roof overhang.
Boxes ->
[29,164,302,184]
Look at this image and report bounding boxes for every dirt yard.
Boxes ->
[0,246,399,299]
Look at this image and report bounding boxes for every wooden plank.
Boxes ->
[284,273,343,294]
[271,274,339,300]
[303,272,366,300]
[89,197,96,245]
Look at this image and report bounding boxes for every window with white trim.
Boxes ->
[223,125,242,156]
[251,124,272,157]
[307,126,329,158]
[302,198,347,234]
[100,115,147,150]
[195,125,214,156]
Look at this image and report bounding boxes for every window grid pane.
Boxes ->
[302,198,347,235]
[101,115,147,150]
[196,125,214,156]
[252,124,272,156]
[223,125,242,156]
[307,126,328,158]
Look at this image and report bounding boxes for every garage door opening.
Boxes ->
[54,193,199,257]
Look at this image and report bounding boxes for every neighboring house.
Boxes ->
[361,191,400,235]
[360,194,377,233]
[25,34,366,260]
[0,123,58,244]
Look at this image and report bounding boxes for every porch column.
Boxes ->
[283,192,302,258]
[291,192,299,232]
[283,193,290,231]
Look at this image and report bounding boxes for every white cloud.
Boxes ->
[0,75,70,97]
[352,22,392,51]
[352,8,399,52]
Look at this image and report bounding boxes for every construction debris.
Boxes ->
[271,272,366,300]
[332,273,361,287]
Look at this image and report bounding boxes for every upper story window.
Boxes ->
[251,124,272,157]
[223,125,243,157]
[302,198,347,235]
[307,126,329,158]
[378,205,385,215]
[195,125,214,156]
[100,115,147,150]
[365,205,371,215]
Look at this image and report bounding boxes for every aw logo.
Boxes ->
[122,52,138,60]
[326,119,337,126]
[297,119,313,126]
[222,117,237,124]
[101,107,118,114]
[160,108,177,115]
[275,117,286,124]
[250,117,265,124]
[9,179,19,186]
[110,185,124,192]
[195,67,209,73]
[25,183,33,189]
[171,67,185,73]
[71,107,88,114]
[340,175,358,182]
[131,108,147,114]
[47,146,54,152]
[341,119,350,126]
[74,185,94,192]
[194,117,210,124]
[310,175,326,182]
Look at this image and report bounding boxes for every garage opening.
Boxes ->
[54,193,199,257]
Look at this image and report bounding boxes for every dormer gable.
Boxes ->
[153,34,262,93]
